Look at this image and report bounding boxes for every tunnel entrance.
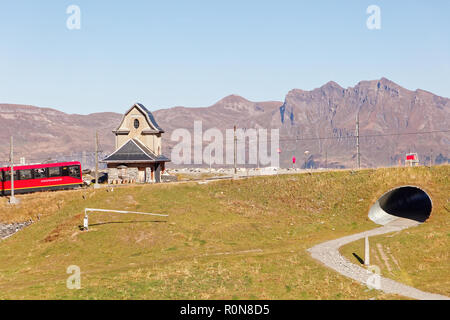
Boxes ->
[368,186,432,225]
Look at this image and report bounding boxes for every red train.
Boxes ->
[1,161,83,196]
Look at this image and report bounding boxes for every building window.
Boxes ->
[134,119,140,129]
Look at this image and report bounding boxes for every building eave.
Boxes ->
[141,129,162,135]
[112,130,131,135]
[102,139,171,163]
[101,160,170,164]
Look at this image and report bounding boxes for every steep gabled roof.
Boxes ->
[135,103,164,132]
[114,103,164,133]
[102,139,170,163]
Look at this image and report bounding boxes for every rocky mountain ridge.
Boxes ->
[1,78,448,168]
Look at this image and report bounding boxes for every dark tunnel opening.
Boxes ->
[369,186,432,225]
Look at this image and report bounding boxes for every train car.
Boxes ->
[1,161,83,196]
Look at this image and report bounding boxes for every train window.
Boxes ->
[33,168,47,179]
[3,171,18,182]
[19,169,32,180]
[68,166,81,179]
[61,166,69,176]
[49,167,61,177]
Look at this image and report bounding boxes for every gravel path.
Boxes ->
[0,221,32,241]
[308,218,450,300]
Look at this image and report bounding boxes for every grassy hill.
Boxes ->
[0,165,448,299]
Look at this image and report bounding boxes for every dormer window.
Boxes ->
[134,119,140,129]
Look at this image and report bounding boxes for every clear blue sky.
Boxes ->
[1,0,449,114]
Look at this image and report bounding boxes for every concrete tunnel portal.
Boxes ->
[368,186,432,225]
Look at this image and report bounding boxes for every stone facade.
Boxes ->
[114,106,162,154]
[107,167,140,184]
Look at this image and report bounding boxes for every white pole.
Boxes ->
[356,112,361,169]
[364,236,370,266]
[83,208,168,231]
[10,136,14,199]
[9,136,19,205]
[94,131,100,189]
[234,125,237,175]
[83,214,89,231]
[85,208,169,217]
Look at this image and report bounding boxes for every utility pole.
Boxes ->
[82,150,86,170]
[257,146,260,170]
[356,112,361,169]
[209,149,212,173]
[94,131,100,189]
[9,136,19,205]
[256,134,260,170]
[233,125,237,175]
[304,150,310,170]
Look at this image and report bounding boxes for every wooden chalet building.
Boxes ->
[102,103,170,183]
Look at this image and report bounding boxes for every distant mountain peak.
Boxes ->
[379,76,392,83]
[378,77,400,87]
[215,94,251,105]
[321,81,343,89]
[1,78,448,169]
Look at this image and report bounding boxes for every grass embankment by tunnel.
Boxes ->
[0,165,448,299]
[341,179,449,297]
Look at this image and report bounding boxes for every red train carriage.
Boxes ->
[1,161,83,196]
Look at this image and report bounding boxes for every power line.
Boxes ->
[0,151,110,166]
[0,129,448,165]
[166,129,450,145]
[277,129,450,142]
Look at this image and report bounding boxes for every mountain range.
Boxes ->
[1,78,448,168]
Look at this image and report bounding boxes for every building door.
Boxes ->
[155,163,161,183]
[145,167,152,183]
[138,170,145,183]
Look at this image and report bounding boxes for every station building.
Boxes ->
[102,103,170,183]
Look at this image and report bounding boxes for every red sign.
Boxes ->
[406,154,416,161]
[292,156,296,164]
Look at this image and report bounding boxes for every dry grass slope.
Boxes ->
[0,165,448,299]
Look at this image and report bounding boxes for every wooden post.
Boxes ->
[94,131,100,189]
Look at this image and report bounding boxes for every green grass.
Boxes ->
[0,165,448,299]
[173,171,228,181]
[340,166,450,297]
[340,206,449,295]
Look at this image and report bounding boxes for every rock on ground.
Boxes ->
[0,221,32,240]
